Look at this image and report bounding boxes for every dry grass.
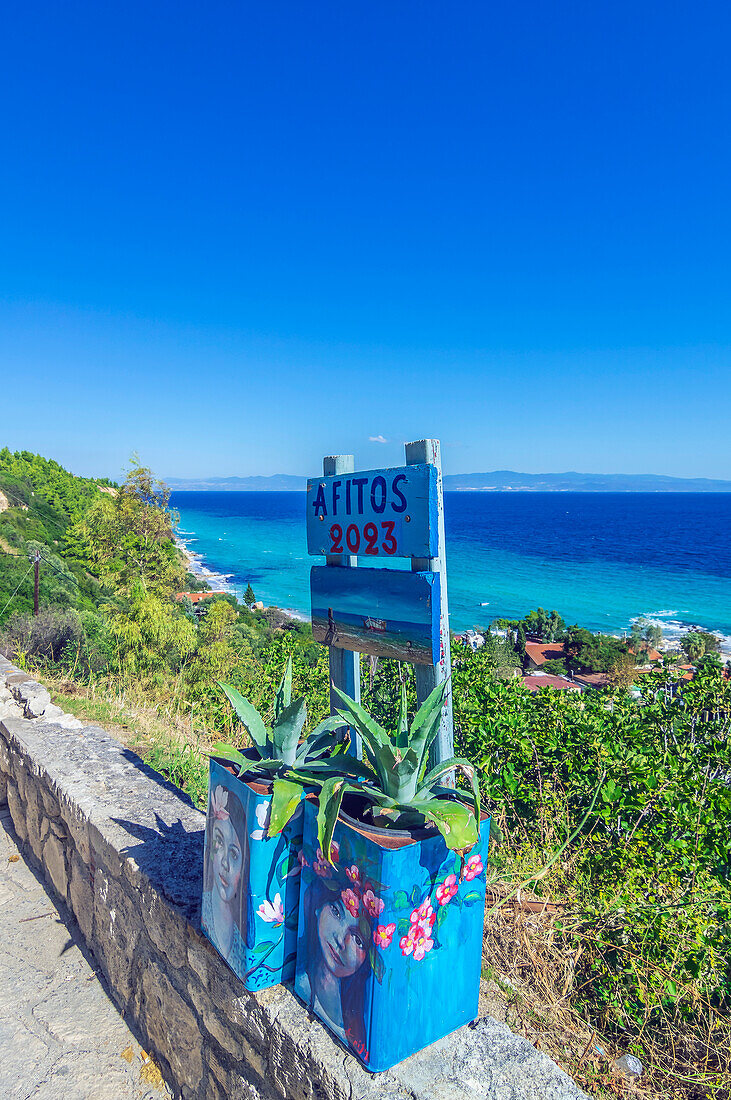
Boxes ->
[39,673,216,807]
[480,881,731,1099]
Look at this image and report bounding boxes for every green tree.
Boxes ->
[681,631,720,664]
[244,583,256,606]
[541,657,568,676]
[521,607,565,641]
[105,585,196,676]
[515,624,528,670]
[68,461,185,599]
[563,626,634,675]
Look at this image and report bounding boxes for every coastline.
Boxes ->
[176,536,234,594]
[176,535,730,657]
[176,535,308,625]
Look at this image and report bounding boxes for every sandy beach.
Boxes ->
[176,537,234,594]
[176,536,308,625]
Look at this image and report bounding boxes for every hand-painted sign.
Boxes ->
[310,566,440,665]
[306,464,437,559]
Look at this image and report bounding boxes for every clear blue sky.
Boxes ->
[1,1,730,480]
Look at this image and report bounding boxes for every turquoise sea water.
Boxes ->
[172,491,731,651]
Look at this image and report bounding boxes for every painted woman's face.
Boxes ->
[211,817,242,904]
[317,898,367,979]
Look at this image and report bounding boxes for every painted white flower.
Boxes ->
[257,893,284,925]
[250,801,271,841]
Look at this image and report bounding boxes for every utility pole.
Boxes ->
[32,550,40,616]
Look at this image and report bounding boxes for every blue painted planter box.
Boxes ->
[201,757,303,990]
[294,797,490,1072]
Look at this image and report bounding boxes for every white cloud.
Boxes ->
[369,434,388,444]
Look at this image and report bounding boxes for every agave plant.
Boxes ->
[210,657,349,836]
[316,680,481,861]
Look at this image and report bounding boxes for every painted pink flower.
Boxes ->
[362,889,384,918]
[341,888,360,918]
[464,854,484,881]
[313,839,340,875]
[410,898,436,928]
[436,873,458,906]
[313,849,332,877]
[211,785,230,821]
[411,926,434,961]
[373,923,396,949]
[257,893,284,925]
[400,920,433,960]
[346,864,360,885]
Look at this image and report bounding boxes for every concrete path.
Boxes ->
[0,806,173,1100]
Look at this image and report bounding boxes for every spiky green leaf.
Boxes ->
[332,688,392,754]
[316,776,348,864]
[271,697,307,766]
[268,779,303,837]
[420,798,479,853]
[289,757,374,781]
[418,756,481,824]
[335,708,394,791]
[218,682,269,753]
[396,682,408,747]
[274,656,293,720]
[207,742,249,772]
[408,680,448,772]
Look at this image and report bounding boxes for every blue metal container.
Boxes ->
[294,797,490,1071]
[201,757,303,990]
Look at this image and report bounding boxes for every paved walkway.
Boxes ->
[0,806,173,1100]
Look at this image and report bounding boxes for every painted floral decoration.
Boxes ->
[464,854,484,881]
[373,923,396,949]
[257,893,284,925]
[250,801,271,841]
[314,848,332,876]
[410,898,436,930]
[400,919,435,961]
[363,888,385,918]
[301,827,487,980]
[436,874,458,906]
[341,888,360,917]
[211,785,230,820]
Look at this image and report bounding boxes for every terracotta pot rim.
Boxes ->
[336,793,490,851]
[336,807,428,849]
[210,755,273,797]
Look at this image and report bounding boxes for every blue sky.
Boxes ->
[1,1,730,480]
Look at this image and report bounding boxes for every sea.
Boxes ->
[171,492,731,656]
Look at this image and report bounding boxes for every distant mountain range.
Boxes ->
[165,471,731,492]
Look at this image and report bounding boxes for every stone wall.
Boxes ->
[0,657,587,1100]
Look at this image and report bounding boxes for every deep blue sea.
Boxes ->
[171,492,731,651]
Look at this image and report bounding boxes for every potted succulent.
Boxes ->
[202,658,347,990]
[294,681,490,1071]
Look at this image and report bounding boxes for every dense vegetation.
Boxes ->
[0,448,116,619]
[1,449,729,1097]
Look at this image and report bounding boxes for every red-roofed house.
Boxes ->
[525,642,565,670]
[175,591,219,605]
[521,674,581,694]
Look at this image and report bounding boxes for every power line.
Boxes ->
[0,562,35,619]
